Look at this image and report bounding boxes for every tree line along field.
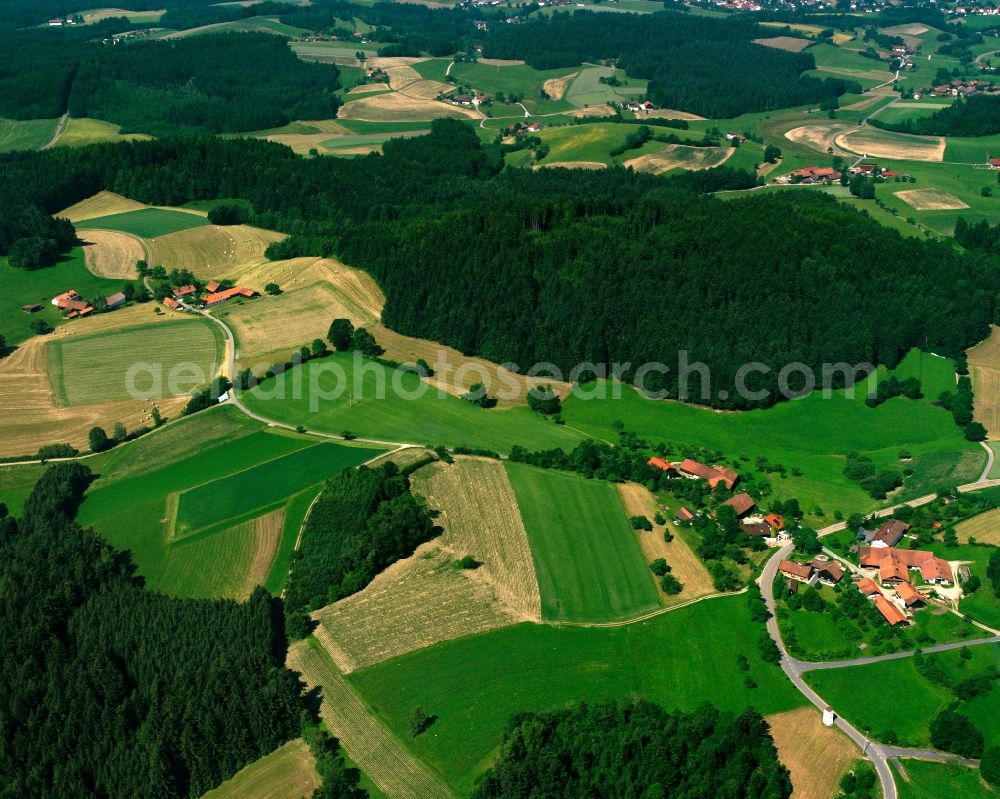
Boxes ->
[804,644,1000,751]
[346,594,806,796]
[76,406,382,599]
[47,318,223,406]
[505,461,660,622]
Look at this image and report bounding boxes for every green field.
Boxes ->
[52,118,152,149]
[348,594,805,795]
[0,117,58,152]
[896,758,996,799]
[805,644,1000,748]
[807,43,896,88]
[173,442,376,537]
[561,349,980,521]
[448,61,579,115]
[241,352,587,452]
[510,121,711,166]
[77,406,380,596]
[48,319,223,405]
[565,66,649,107]
[0,248,124,346]
[505,462,660,622]
[0,462,48,516]
[944,133,1000,164]
[77,208,209,238]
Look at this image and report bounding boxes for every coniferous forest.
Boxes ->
[869,95,1000,137]
[0,463,305,798]
[471,700,793,799]
[1,122,997,408]
[482,11,860,117]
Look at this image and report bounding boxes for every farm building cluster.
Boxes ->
[50,289,127,319]
[923,78,999,97]
[780,519,960,628]
[163,282,258,311]
[775,162,904,186]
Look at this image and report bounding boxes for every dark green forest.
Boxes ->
[1,122,996,408]
[0,463,308,799]
[283,463,436,634]
[471,700,792,799]
[870,95,1000,137]
[482,11,859,117]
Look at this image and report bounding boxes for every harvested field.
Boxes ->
[542,72,577,100]
[385,65,422,90]
[882,23,929,36]
[411,457,542,619]
[246,508,285,597]
[616,482,715,605]
[955,507,1000,545]
[536,160,607,170]
[784,123,853,154]
[287,638,454,799]
[80,230,145,279]
[969,325,1000,437]
[564,104,617,118]
[81,7,165,24]
[836,128,945,161]
[644,108,707,121]
[222,281,378,363]
[146,224,285,277]
[753,36,812,52]
[477,58,525,66]
[840,93,891,112]
[201,739,321,799]
[58,191,147,222]
[766,707,858,799]
[338,92,479,121]
[348,83,392,95]
[894,188,969,211]
[624,145,733,174]
[372,323,571,407]
[0,334,187,458]
[48,319,222,405]
[313,543,518,673]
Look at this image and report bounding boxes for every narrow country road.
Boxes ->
[978,440,996,483]
[40,112,68,150]
[758,476,1000,799]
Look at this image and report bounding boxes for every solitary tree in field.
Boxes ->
[113,422,127,443]
[29,318,53,335]
[311,338,328,358]
[264,282,282,295]
[328,318,354,351]
[89,426,111,453]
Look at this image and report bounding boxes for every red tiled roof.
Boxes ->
[879,558,909,583]
[860,547,952,585]
[920,558,953,583]
[812,559,844,582]
[874,595,908,625]
[897,582,922,606]
[105,292,126,307]
[675,506,695,522]
[779,560,812,581]
[173,285,197,297]
[765,513,785,530]
[202,286,257,306]
[205,280,220,292]
[53,290,80,308]
[647,457,674,472]
[856,577,881,596]
[163,297,180,309]
[722,492,756,517]
[872,520,910,546]
[678,459,719,480]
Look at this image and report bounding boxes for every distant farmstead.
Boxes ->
[202,286,258,307]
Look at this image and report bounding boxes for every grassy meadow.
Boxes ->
[896,759,997,799]
[47,319,223,405]
[0,248,124,346]
[348,594,806,795]
[805,643,1000,749]
[505,462,660,622]
[53,118,152,148]
[77,208,209,238]
[77,406,381,597]
[241,352,586,452]
[0,117,58,152]
[448,61,578,115]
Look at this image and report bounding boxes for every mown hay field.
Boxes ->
[173,441,381,537]
[836,128,945,162]
[313,543,518,673]
[896,758,996,799]
[624,144,733,175]
[200,738,321,799]
[338,92,479,122]
[505,462,661,622]
[146,224,284,275]
[753,36,811,52]
[47,318,223,406]
[894,188,969,211]
[615,482,714,604]
[288,638,454,799]
[222,282,378,365]
[968,325,1000,437]
[784,123,854,154]
[955,507,1000,545]
[58,190,148,222]
[767,708,858,799]
[411,457,542,618]
[77,207,209,238]
[80,229,145,279]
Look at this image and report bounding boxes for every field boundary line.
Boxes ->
[546,586,747,628]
